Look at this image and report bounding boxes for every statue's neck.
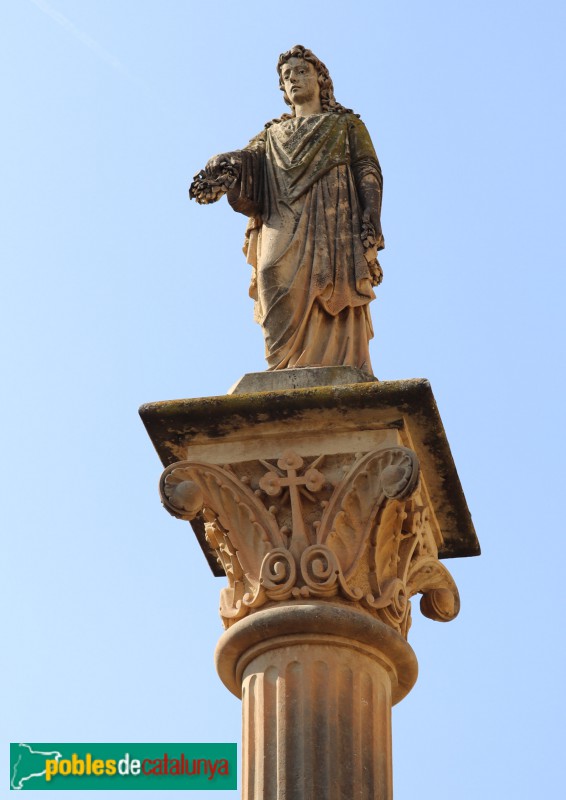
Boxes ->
[294,99,323,118]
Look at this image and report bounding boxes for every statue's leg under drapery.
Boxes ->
[267,302,374,373]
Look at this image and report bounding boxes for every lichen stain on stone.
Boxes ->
[139,379,479,559]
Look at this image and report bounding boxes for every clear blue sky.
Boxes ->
[2,1,565,798]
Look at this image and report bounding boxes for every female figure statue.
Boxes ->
[190,45,384,374]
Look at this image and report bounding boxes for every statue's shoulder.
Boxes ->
[245,129,267,151]
[319,112,369,144]
[344,113,378,162]
[343,112,367,131]
[244,114,294,151]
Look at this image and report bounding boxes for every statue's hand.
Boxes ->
[369,257,383,287]
[189,152,241,205]
[361,208,377,249]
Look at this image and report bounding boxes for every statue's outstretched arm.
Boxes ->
[190,140,264,219]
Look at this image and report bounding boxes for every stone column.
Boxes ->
[216,604,417,800]
[140,373,479,800]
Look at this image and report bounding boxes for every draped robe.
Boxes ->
[228,112,382,373]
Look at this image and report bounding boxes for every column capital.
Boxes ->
[159,443,459,637]
[140,379,478,638]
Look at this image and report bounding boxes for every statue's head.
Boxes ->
[277,45,340,113]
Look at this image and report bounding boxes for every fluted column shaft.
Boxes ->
[242,641,392,800]
[216,604,418,800]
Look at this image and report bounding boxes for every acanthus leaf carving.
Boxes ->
[318,447,419,579]
[161,460,283,580]
[159,446,460,637]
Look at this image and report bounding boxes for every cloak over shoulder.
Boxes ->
[228,112,383,373]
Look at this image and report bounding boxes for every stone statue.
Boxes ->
[190,45,384,374]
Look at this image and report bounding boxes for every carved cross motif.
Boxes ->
[259,450,325,558]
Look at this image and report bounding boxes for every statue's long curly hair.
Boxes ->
[265,45,356,127]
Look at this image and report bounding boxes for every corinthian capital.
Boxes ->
[159,445,459,637]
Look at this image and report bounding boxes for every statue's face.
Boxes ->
[280,57,321,108]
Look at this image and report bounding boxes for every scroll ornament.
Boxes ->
[159,446,460,637]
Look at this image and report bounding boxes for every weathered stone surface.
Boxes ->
[228,365,377,394]
[142,378,472,645]
[190,45,384,373]
[139,379,479,569]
